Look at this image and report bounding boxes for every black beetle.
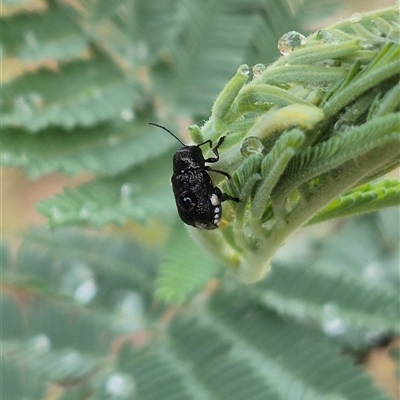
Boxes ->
[149,122,239,229]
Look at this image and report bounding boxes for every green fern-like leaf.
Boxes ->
[275,113,400,200]
[2,4,89,65]
[253,262,399,338]
[156,222,218,304]
[10,227,158,301]
[2,54,138,132]
[2,122,176,178]
[168,293,391,400]
[36,153,175,228]
[309,179,400,224]
[185,6,400,282]
[3,2,399,400]
[146,0,312,115]
[2,219,397,399]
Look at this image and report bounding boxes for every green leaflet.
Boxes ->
[146,0,299,115]
[12,227,158,299]
[253,261,399,343]
[2,122,176,179]
[187,6,400,282]
[2,55,138,132]
[251,128,305,220]
[170,293,391,400]
[2,2,400,400]
[309,179,400,224]
[36,153,175,228]
[2,5,89,64]
[1,217,396,399]
[156,222,218,304]
[273,113,400,204]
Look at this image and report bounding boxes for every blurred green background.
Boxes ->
[1,0,399,399]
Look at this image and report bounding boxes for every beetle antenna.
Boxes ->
[149,122,185,146]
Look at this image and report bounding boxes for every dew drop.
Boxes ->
[323,317,347,336]
[320,82,330,92]
[359,39,374,50]
[120,108,134,122]
[79,206,91,220]
[105,373,136,398]
[363,261,385,283]
[60,262,97,303]
[114,291,144,331]
[322,303,347,336]
[322,59,336,68]
[30,334,51,353]
[120,183,139,206]
[116,291,144,319]
[74,279,97,304]
[49,206,63,222]
[349,12,362,23]
[121,183,133,196]
[252,63,266,78]
[238,64,250,76]
[60,350,83,367]
[315,30,338,44]
[240,136,264,157]
[333,119,352,133]
[278,31,307,55]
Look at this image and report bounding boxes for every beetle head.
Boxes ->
[173,145,205,173]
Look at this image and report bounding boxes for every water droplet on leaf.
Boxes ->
[278,31,307,55]
[49,206,63,222]
[359,39,374,50]
[316,30,338,44]
[121,108,134,122]
[240,137,264,157]
[105,373,136,398]
[334,119,352,133]
[60,262,97,303]
[74,279,97,304]
[322,303,347,336]
[349,12,362,23]
[30,334,51,352]
[238,64,250,76]
[114,291,144,331]
[120,183,139,206]
[252,63,266,78]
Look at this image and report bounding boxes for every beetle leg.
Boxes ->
[215,187,240,203]
[197,139,213,148]
[205,166,231,179]
[221,193,240,202]
[203,136,225,163]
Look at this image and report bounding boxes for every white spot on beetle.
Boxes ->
[210,193,220,206]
